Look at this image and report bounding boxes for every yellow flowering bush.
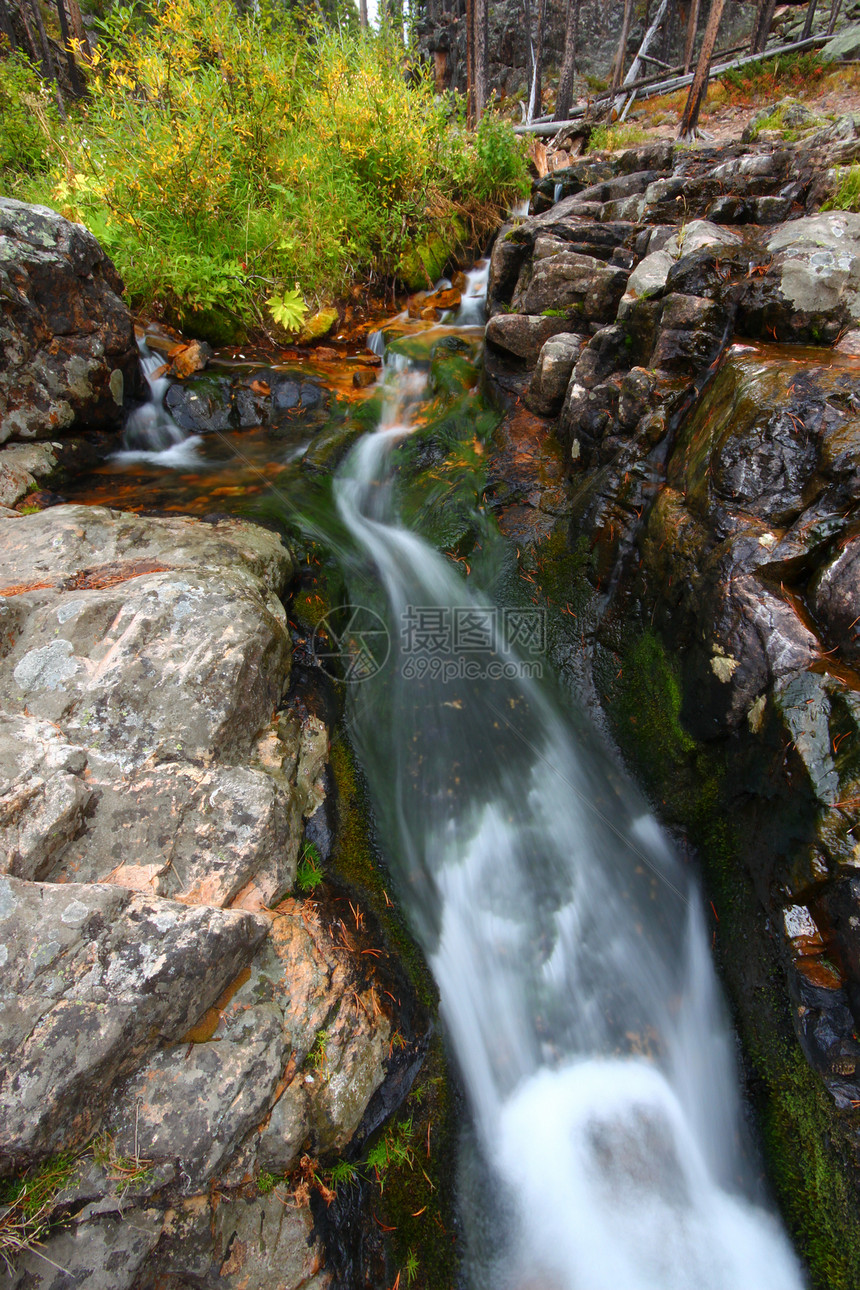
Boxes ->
[15,0,528,340]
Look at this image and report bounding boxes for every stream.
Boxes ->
[67,270,806,1289]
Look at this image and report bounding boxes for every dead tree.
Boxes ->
[554,0,582,121]
[683,0,701,72]
[613,0,670,116]
[679,0,726,139]
[827,0,843,35]
[0,0,17,48]
[750,0,777,52]
[801,0,819,39]
[527,0,547,122]
[55,0,82,96]
[475,0,488,118]
[610,0,635,95]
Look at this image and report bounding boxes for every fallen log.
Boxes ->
[514,33,829,134]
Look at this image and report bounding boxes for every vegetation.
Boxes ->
[823,164,860,213]
[0,1155,76,1271]
[297,840,325,892]
[586,121,648,153]
[0,0,527,341]
[715,50,827,107]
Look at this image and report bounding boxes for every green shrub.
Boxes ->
[24,0,527,339]
[0,49,58,193]
[823,164,860,213]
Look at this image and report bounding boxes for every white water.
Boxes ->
[120,337,200,463]
[454,259,491,326]
[332,284,806,1288]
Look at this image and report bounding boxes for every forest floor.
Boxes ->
[627,59,860,145]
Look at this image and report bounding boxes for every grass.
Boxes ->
[296,840,325,893]
[3,0,528,342]
[0,1155,76,1272]
[711,51,828,109]
[823,164,860,213]
[587,121,648,153]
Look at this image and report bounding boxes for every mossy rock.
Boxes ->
[176,305,248,347]
[298,307,339,345]
[398,218,467,292]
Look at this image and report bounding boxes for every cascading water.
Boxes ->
[120,336,201,464]
[455,260,491,326]
[331,294,806,1288]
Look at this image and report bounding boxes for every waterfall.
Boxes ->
[455,259,491,327]
[120,336,200,464]
[330,330,806,1289]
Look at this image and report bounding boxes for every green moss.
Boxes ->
[0,1153,77,1266]
[398,218,467,291]
[597,625,860,1289]
[329,731,438,1015]
[372,1034,459,1290]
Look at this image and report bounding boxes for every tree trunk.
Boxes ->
[359,0,367,27]
[611,0,634,95]
[474,0,488,118]
[55,0,82,96]
[801,0,818,39]
[0,0,17,48]
[466,0,475,123]
[827,0,843,36]
[554,0,582,121]
[65,0,89,56]
[27,0,55,81]
[679,0,725,139]
[13,0,40,64]
[751,0,777,53]
[528,0,546,121]
[613,0,670,114]
[683,0,700,72]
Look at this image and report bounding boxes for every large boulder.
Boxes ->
[0,198,139,444]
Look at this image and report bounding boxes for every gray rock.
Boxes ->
[811,537,860,666]
[0,198,138,444]
[525,333,585,415]
[164,375,234,433]
[0,875,268,1167]
[822,22,860,62]
[0,442,59,509]
[512,249,628,321]
[739,212,860,342]
[485,314,574,365]
[106,1003,285,1190]
[0,506,293,767]
[2,1206,163,1289]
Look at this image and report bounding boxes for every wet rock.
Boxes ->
[558,378,620,467]
[485,313,574,365]
[811,537,860,665]
[738,212,860,343]
[0,198,139,444]
[0,442,59,509]
[164,374,234,433]
[573,324,630,389]
[0,874,268,1167]
[651,293,728,375]
[525,332,585,415]
[511,249,628,322]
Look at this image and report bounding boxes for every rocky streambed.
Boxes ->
[0,199,451,1289]
[5,108,860,1287]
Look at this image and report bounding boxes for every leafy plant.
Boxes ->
[307,1027,331,1075]
[0,49,59,194]
[268,288,310,335]
[297,841,325,892]
[21,0,528,340]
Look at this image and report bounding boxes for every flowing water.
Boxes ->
[68,272,807,1289]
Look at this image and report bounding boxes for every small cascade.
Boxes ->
[554,181,563,203]
[510,198,530,218]
[122,337,192,454]
[454,259,490,326]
